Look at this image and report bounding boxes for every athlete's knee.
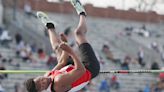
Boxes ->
[74,26,87,36]
[74,28,84,36]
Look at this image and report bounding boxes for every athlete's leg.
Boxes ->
[45,24,70,71]
[46,23,63,61]
[74,15,87,45]
[70,0,87,45]
[58,33,70,65]
[36,12,69,65]
[74,13,87,45]
[47,26,71,66]
[71,0,100,78]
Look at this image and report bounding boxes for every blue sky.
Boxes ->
[47,0,164,15]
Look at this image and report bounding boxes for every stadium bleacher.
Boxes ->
[0,8,163,92]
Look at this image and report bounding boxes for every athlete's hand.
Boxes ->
[60,33,68,42]
[59,42,74,55]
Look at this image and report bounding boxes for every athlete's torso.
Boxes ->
[48,65,91,92]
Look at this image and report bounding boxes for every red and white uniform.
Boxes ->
[48,65,91,92]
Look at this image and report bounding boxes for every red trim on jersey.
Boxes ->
[71,69,91,87]
[48,70,62,80]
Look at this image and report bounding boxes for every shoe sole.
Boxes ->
[36,11,57,26]
[36,11,50,25]
[71,0,86,15]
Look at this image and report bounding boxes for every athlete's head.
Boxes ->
[25,76,51,92]
[25,78,37,92]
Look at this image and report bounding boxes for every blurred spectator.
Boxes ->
[99,78,110,92]
[124,55,131,62]
[159,73,164,82]
[124,26,133,36]
[16,41,25,57]
[137,47,145,67]
[151,42,160,53]
[121,56,130,70]
[124,26,133,32]
[151,81,164,92]
[102,44,121,64]
[1,57,12,64]
[46,53,57,69]
[121,62,129,70]
[102,44,114,61]
[38,48,46,59]
[144,84,150,92]
[159,68,164,81]
[30,43,37,53]
[37,48,48,63]
[110,75,120,90]
[14,32,22,45]
[15,41,35,63]
[24,1,31,14]
[1,58,7,63]
[24,0,36,18]
[151,62,160,70]
[20,42,32,62]
[0,30,12,47]
[134,25,150,38]
[24,1,32,17]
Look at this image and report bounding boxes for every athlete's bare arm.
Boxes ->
[44,28,70,76]
[36,12,70,76]
[55,43,85,87]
